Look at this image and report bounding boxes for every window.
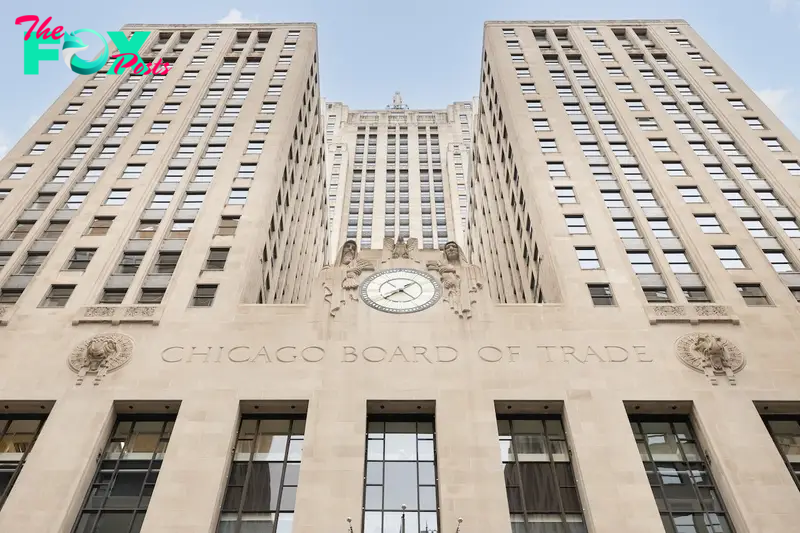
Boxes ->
[161,103,180,114]
[17,252,48,275]
[766,250,793,272]
[168,220,193,239]
[498,416,585,532]
[695,215,723,234]
[39,285,75,308]
[0,289,23,304]
[246,141,264,154]
[65,249,95,272]
[729,99,747,110]
[650,139,671,152]
[745,118,765,130]
[8,165,32,179]
[122,165,144,179]
[532,119,550,131]
[227,189,249,205]
[363,415,439,533]
[637,117,659,131]
[64,193,87,210]
[99,288,126,304]
[782,161,800,176]
[588,284,614,305]
[679,187,704,203]
[627,251,656,274]
[737,284,770,305]
[540,139,558,153]
[214,125,233,137]
[763,138,784,152]
[72,416,174,532]
[0,415,47,509]
[565,215,587,234]
[29,142,49,155]
[643,287,670,303]
[555,187,576,204]
[181,192,205,210]
[664,251,693,273]
[237,164,257,179]
[713,82,731,92]
[86,217,114,236]
[149,193,173,210]
[154,252,181,274]
[631,416,733,533]
[191,284,217,306]
[136,142,158,156]
[204,248,229,270]
[715,247,746,269]
[116,252,144,275]
[47,121,66,133]
[138,288,166,304]
[613,219,639,239]
[627,100,645,111]
[547,162,567,178]
[64,103,81,115]
[664,162,687,176]
[104,189,130,206]
[576,247,600,269]
[778,218,800,237]
[216,216,240,235]
[134,220,159,239]
[194,167,215,183]
[205,144,226,158]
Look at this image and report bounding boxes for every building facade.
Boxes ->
[324,97,475,261]
[1,17,800,533]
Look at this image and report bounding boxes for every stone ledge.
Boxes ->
[645,304,740,325]
[72,305,162,326]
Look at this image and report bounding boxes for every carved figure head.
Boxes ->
[341,240,357,265]
[444,241,460,262]
[695,335,726,370]
[86,339,117,370]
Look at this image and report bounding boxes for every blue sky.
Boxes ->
[1,0,799,157]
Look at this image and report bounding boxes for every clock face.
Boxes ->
[360,268,442,314]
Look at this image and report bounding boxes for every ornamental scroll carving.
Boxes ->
[321,240,375,317]
[426,241,483,319]
[675,333,744,386]
[68,333,134,386]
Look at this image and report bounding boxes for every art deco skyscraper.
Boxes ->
[324,96,475,261]
[0,23,325,315]
[471,20,800,308]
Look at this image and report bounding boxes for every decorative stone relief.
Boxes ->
[124,306,156,317]
[85,306,116,318]
[695,305,728,317]
[675,333,744,386]
[322,240,375,317]
[426,241,484,319]
[68,333,134,386]
[652,305,687,317]
[382,236,419,263]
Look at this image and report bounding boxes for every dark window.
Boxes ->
[153,252,180,274]
[39,285,75,308]
[683,288,711,303]
[137,288,165,304]
[99,288,126,304]
[498,416,585,533]
[71,416,175,533]
[363,416,439,533]
[191,284,217,307]
[204,248,229,270]
[66,249,96,272]
[17,252,48,275]
[216,216,240,236]
[644,288,670,303]
[588,284,614,306]
[116,253,144,275]
[8,222,34,240]
[218,416,305,532]
[41,221,68,240]
[764,416,800,490]
[86,217,115,236]
[631,416,733,533]
[0,289,24,304]
[736,284,770,306]
[0,415,47,509]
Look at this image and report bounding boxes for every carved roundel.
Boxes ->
[68,333,134,375]
[675,333,744,375]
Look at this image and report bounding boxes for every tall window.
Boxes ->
[498,416,585,533]
[0,415,47,509]
[763,416,800,490]
[218,416,305,533]
[72,415,175,533]
[630,416,733,533]
[363,416,439,533]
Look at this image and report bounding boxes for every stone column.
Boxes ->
[565,392,665,533]
[436,391,511,533]
[0,392,114,533]
[693,394,800,532]
[140,393,240,533]
[293,392,366,533]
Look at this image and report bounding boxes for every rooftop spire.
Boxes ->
[388,91,408,110]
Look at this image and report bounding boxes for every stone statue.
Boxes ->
[382,236,419,263]
[426,241,483,319]
[69,333,134,386]
[675,333,745,386]
[322,240,374,316]
[388,91,408,110]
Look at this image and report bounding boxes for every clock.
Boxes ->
[359,268,442,314]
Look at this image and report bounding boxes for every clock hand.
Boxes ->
[379,282,415,301]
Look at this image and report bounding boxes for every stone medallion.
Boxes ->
[675,333,744,386]
[68,333,134,386]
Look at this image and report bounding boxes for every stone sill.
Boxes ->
[645,304,740,325]
[72,305,163,326]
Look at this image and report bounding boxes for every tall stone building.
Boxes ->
[323,97,475,261]
[1,18,800,533]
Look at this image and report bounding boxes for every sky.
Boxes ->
[1,0,799,158]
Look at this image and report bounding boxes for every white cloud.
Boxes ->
[217,9,256,24]
[756,88,800,133]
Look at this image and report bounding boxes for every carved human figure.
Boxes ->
[322,240,374,316]
[694,334,736,384]
[426,241,483,319]
[69,333,133,386]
